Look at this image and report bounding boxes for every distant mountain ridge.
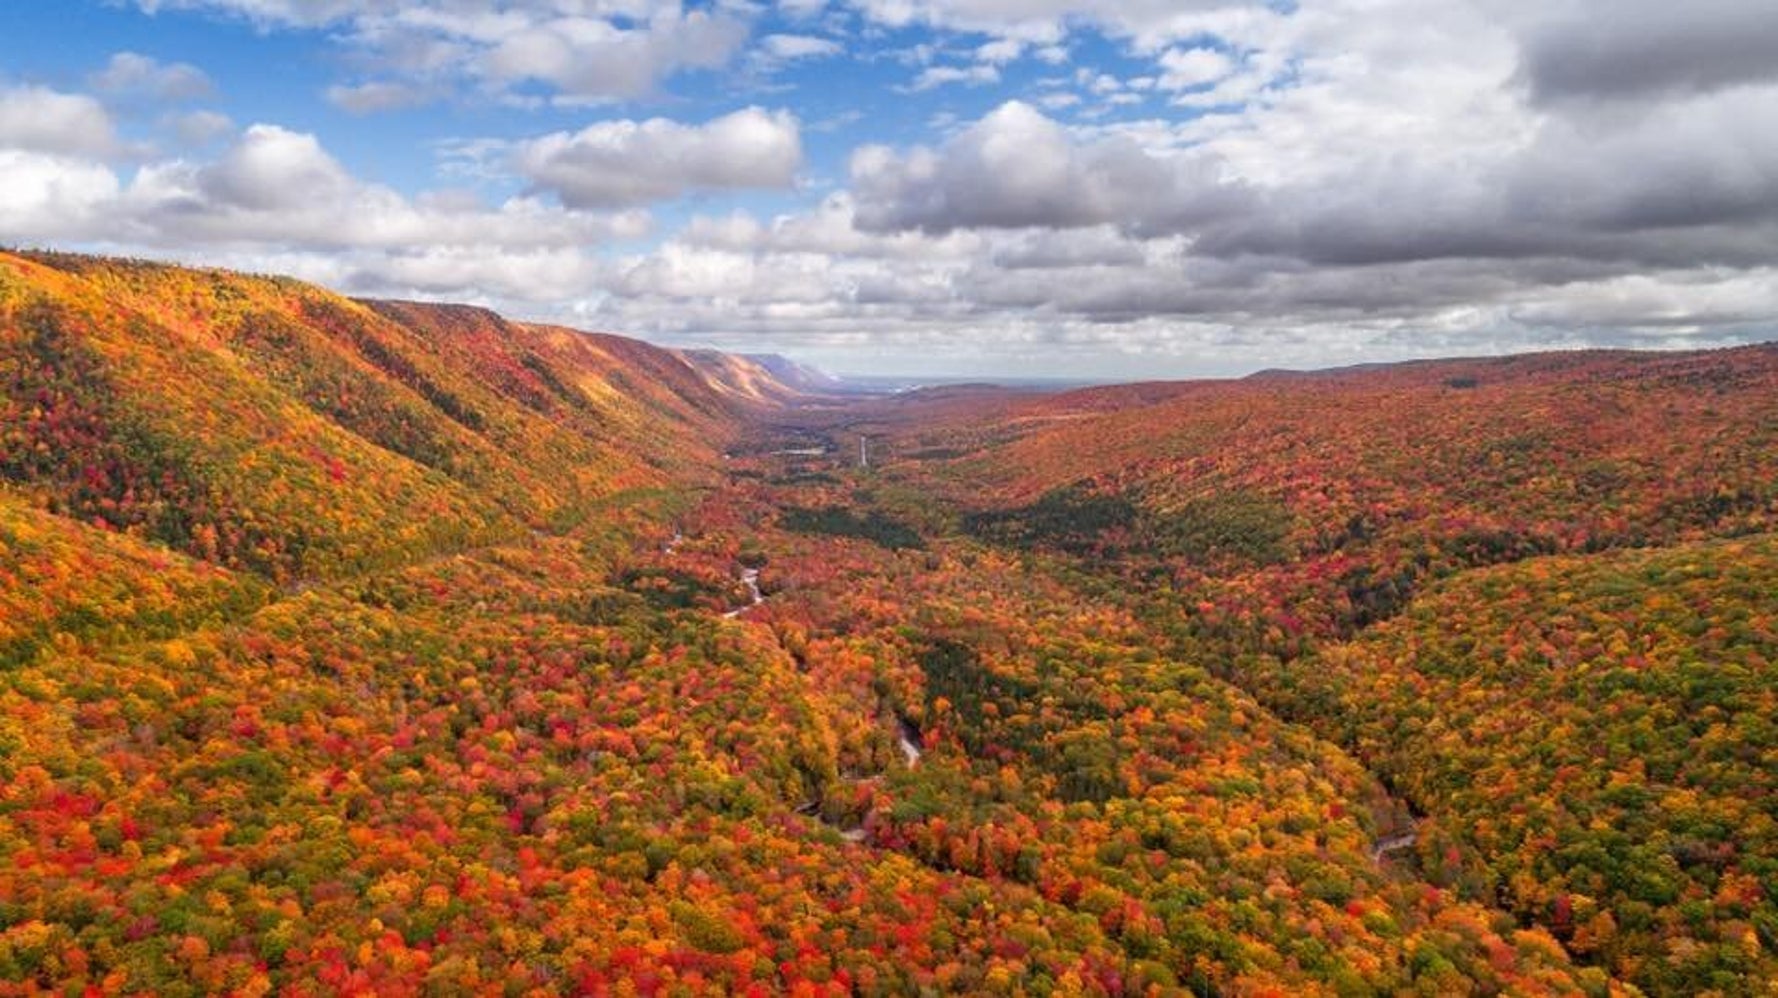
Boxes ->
[676,348,845,403]
[739,352,843,393]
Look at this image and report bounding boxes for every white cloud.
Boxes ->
[1157,47,1233,90]
[167,109,235,146]
[1083,72,1122,95]
[326,81,427,114]
[581,0,1778,372]
[132,0,365,28]
[121,124,651,252]
[132,1,751,103]
[682,193,985,259]
[904,64,1000,92]
[610,243,838,305]
[516,107,803,209]
[193,124,354,211]
[975,39,1023,64]
[0,118,647,307]
[850,100,1237,233]
[330,246,614,302]
[12,0,1777,376]
[844,0,1267,49]
[0,150,122,239]
[91,52,214,101]
[1508,270,1778,333]
[480,8,749,102]
[0,86,119,158]
[761,33,843,60]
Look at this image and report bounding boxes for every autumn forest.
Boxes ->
[1,250,1775,997]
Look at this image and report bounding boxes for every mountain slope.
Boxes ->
[841,342,1778,993]
[0,251,785,584]
[1263,532,1778,992]
[680,348,826,406]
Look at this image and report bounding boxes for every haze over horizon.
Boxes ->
[2,0,1775,379]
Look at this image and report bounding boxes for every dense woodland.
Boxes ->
[1,251,1774,995]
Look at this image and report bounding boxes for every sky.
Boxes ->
[1,1,1775,379]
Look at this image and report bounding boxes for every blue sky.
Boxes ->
[1,1,1775,378]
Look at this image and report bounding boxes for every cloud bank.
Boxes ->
[1,0,1772,376]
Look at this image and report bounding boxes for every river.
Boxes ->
[723,567,764,619]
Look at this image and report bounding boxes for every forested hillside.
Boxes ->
[2,252,1773,995]
[0,251,766,584]
[1264,535,1777,993]
[857,347,1778,995]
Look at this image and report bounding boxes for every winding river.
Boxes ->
[897,716,924,766]
[723,567,764,619]
[1370,827,1419,863]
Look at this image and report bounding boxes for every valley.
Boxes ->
[2,252,1775,995]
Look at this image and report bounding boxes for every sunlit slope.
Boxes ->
[1261,533,1778,993]
[361,303,738,487]
[0,491,266,669]
[0,252,773,583]
[678,348,817,406]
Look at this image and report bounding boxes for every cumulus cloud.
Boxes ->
[480,8,749,101]
[990,226,1150,269]
[191,124,355,211]
[0,150,123,239]
[117,124,651,252]
[1503,85,1778,239]
[0,86,120,158]
[850,101,1243,234]
[516,107,803,209]
[682,193,985,260]
[0,117,647,306]
[1157,47,1233,90]
[579,0,1778,374]
[1508,270,1778,333]
[849,0,1778,274]
[15,0,1778,376]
